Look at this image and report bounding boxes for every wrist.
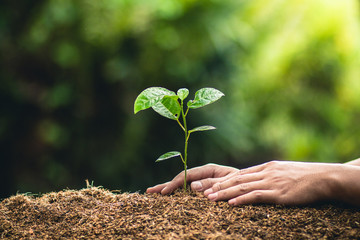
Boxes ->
[329,164,360,206]
[322,164,343,201]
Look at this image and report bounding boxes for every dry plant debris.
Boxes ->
[1,187,359,239]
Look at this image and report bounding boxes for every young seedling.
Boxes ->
[134,87,224,191]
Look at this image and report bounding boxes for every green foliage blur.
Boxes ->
[1,0,360,197]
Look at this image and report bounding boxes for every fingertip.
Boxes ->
[146,187,155,194]
[208,192,218,201]
[191,181,203,191]
[160,187,171,195]
[146,183,168,194]
[228,199,236,206]
[204,188,213,196]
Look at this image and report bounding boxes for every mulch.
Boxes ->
[1,187,359,239]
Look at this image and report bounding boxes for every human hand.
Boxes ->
[146,163,239,195]
[147,160,360,206]
[203,161,341,206]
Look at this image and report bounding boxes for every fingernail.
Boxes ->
[191,181,203,191]
[208,192,218,201]
[228,199,236,205]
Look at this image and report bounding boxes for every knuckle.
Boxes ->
[234,175,243,184]
[200,178,216,189]
[204,163,218,175]
[268,160,280,165]
[173,171,186,181]
[205,163,217,168]
[238,168,248,174]
[264,160,280,169]
[202,178,212,187]
[178,170,186,176]
[253,190,263,200]
[213,182,221,192]
[217,190,226,199]
[238,183,249,192]
[266,160,276,167]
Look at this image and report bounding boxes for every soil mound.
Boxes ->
[1,187,359,239]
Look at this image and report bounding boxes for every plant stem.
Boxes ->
[176,118,185,132]
[181,101,188,191]
[184,134,188,191]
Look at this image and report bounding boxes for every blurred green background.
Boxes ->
[1,0,360,198]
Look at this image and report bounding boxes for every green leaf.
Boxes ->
[187,88,224,109]
[134,87,176,114]
[152,95,181,120]
[177,88,189,100]
[156,151,182,162]
[188,125,216,134]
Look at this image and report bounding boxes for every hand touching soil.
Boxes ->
[147,164,238,195]
[147,160,360,207]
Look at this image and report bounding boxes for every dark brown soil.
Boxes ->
[1,187,359,239]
